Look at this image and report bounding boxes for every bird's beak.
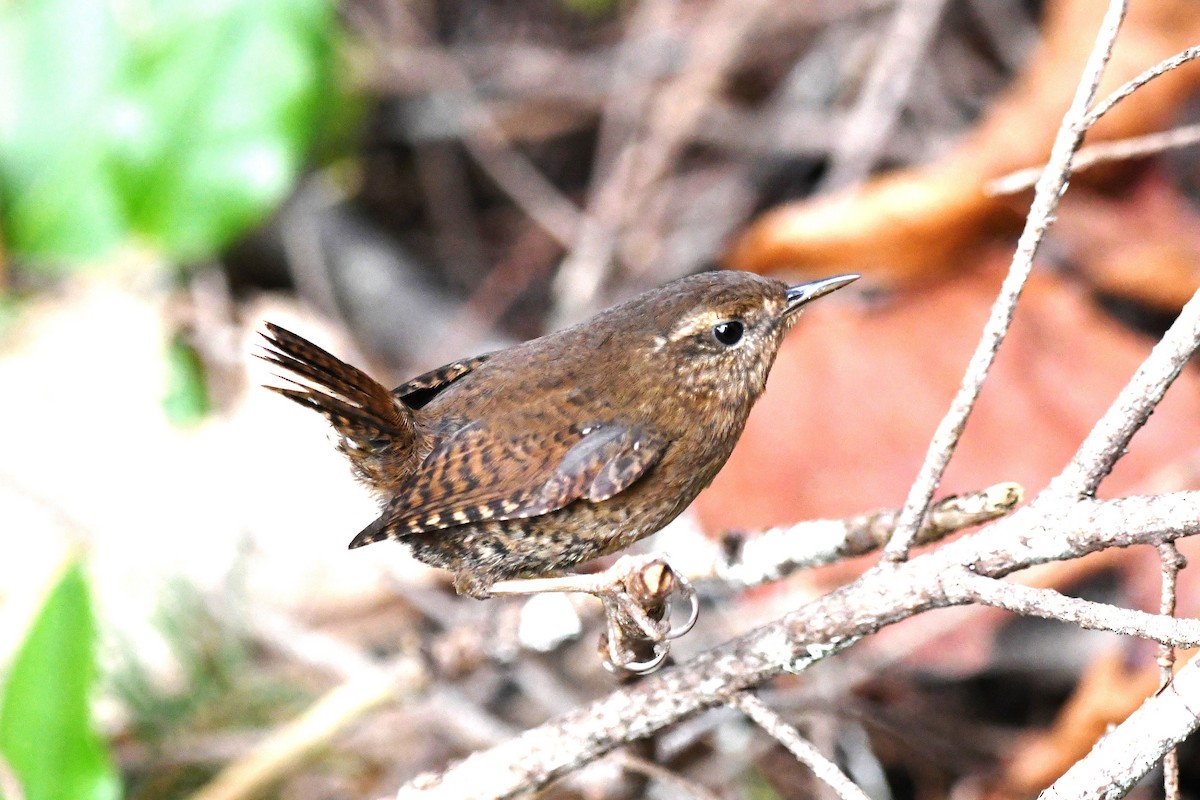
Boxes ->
[784,274,860,316]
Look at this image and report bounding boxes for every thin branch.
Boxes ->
[395,493,1200,800]
[944,569,1200,649]
[360,7,581,247]
[986,122,1200,196]
[880,0,1129,563]
[551,0,772,325]
[1043,284,1200,501]
[547,0,679,325]
[278,174,348,324]
[990,45,1200,197]
[1038,651,1200,800]
[611,752,724,800]
[820,0,949,191]
[188,485,1020,799]
[730,693,871,800]
[1081,45,1200,130]
[435,94,580,247]
[704,482,1022,586]
[1158,541,1186,800]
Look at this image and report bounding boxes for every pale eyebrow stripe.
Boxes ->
[668,309,729,342]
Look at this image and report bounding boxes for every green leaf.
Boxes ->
[0,0,128,259]
[0,0,340,265]
[0,562,121,800]
[162,332,212,427]
[114,0,339,260]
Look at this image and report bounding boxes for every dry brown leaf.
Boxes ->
[725,0,1200,287]
[996,648,1181,797]
[1056,170,1200,311]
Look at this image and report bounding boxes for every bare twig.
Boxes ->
[1158,541,1186,800]
[358,6,581,247]
[1043,284,1200,501]
[278,175,348,325]
[1038,651,1200,800]
[431,93,580,248]
[820,0,949,191]
[549,0,679,325]
[396,493,1200,800]
[588,0,679,180]
[945,569,1200,649]
[703,482,1022,586]
[1081,44,1200,130]
[612,752,724,800]
[552,0,772,325]
[186,485,1019,799]
[730,692,871,800]
[986,122,1200,196]
[881,0,1128,563]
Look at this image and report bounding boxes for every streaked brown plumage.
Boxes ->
[262,270,856,597]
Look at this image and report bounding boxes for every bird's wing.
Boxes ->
[393,355,492,409]
[349,420,667,547]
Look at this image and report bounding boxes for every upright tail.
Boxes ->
[259,323,418,490]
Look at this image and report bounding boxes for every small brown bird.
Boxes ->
[261,270,857,600]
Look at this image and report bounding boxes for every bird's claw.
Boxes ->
[593,554,698,675]
[487,553,700,675]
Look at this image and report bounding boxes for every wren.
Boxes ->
[262,270,857,598]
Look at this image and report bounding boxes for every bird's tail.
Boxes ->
[259,323,417,489]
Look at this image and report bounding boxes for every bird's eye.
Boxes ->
[712,320,744,346]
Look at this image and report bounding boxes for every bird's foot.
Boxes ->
[489,554,698,675]
[594,554,699,675]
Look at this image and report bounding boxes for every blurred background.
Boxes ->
[3,0,1200,798]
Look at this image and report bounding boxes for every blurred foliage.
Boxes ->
[162,333,212,427]
[741,768,785,800]
[559,0,620,20]
[0,0,342,267]
[0,561,120,800]
[111,580,311,798]
[0,295,21,342]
